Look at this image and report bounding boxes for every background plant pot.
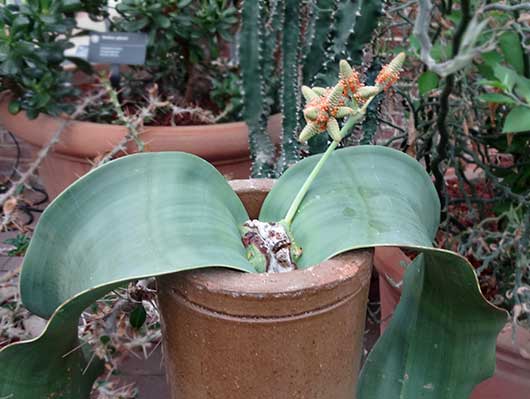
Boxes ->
[374,247,530,399]
[0,97,281,199]
[157,179,373,399]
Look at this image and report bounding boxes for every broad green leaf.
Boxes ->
[478,93,516,105]
[65,56,93,75]
[481,50,502,67]
[61,0,83,12]
[477,79,509,91]
[408,34,421,53]
[20,152,253,318]
[515,75,530,103]
[130,304,147,329]
[494,64,518,92]
[499,31,525,75]
[8,99,20,114]
[476,63,494,80]
[418,71,439,95]
[123,17,149,32]
[260,146,507,399]
[0,285,114,398]
[503,106,530,133]
[0,152,254,398]
[154,14,171,29]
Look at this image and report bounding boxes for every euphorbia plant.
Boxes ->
[0,54,507,399]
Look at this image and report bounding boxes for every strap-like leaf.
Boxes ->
[260,146,507,399]
[0,152,254,398]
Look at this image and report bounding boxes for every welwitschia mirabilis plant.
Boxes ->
[240,0,383,177]
[0,54,507,399]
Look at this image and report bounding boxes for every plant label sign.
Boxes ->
[88,32,148,65]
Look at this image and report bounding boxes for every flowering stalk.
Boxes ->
[282,53,405,228]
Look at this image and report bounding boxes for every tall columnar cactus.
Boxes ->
[240,0,383,178]
[240,0,275,177]
[359,57,383,145]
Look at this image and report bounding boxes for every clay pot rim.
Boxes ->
[175,250,373,298]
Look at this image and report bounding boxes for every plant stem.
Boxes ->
[283,140,338,226]
[103,78,144,152]
[282,97,374,227]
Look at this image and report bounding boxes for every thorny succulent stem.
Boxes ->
[101,76,144,152]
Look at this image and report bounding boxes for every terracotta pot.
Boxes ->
[0,97,281,199]
[157,179,373,399]
[374,247,530,399]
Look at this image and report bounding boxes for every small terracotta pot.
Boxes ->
[157,179,373,399]
[0,97,281,199]
[374,247,530,399]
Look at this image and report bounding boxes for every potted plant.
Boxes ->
[0,0,382,199]
[0,54,507,399]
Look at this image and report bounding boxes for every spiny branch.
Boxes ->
[95,86,217,167]
[0,90,106,229]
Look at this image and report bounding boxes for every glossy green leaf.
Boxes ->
[494,64,517,92]
[260,146,507,399]
[481,50,503,67]
[478,93,516,105]
[130,304,147,329]
[499,31,525,76]
[514,75,530,103]
[7,99,21,114]
[503,106,530,133]
[418,71,439,95]
[0,152,254,398]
